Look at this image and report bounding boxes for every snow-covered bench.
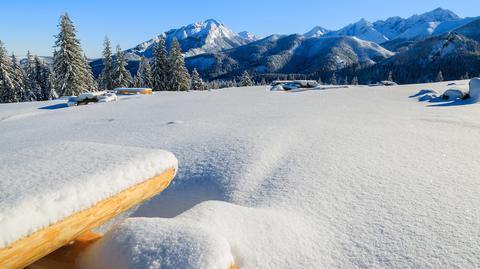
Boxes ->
[114,88,153,95]
[67,91,117,106]
[0,142,177,269]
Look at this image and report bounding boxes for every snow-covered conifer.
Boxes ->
[34,56,56,101]
[52,13,92,96]
[331,73,337,85]
[151,37,170,91]
[83,54,97,91]
[241,70,253,87]
[0,41,16,103]
[435,71,444,82]
[23,51,38,101]
[190,68,205,91]
[113,45,133,88]
[388,71,393,82]
[100,36,114,91]
[10,54,26,102]
[351,76,359,85]
[134,56,153,88]
[169,38,190,91]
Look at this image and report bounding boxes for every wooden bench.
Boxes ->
[0,168,176,269]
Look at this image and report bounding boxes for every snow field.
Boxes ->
[1,81,479,268]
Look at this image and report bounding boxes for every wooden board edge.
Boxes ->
[0,167,176,269]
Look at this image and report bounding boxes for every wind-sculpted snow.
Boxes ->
[1,82,480,268]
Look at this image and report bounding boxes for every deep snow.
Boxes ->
[1,81,479,268]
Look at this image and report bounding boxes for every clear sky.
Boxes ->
[0,0,477,58]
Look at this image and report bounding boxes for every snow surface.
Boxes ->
[0,141,177,247]
[469,78,480,101]
[1,81,480,268]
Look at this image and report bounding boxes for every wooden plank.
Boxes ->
[26,231,102,269]
[0,167,176,269]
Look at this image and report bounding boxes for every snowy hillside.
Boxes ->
[187,34,393,79]
[2,81,479,268]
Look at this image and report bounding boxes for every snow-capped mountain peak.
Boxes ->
[328,18,389,44]
[304,26,330,38]
[125,19,250,58]
[238,31,261,42]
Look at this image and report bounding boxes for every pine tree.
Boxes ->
[34,56,56,101]
[351,76,359,85]
[83,54,97,91]
[435,71,444,82]
[10,54,26,102]
[113,45,133,88]
[52,13,93,96]
[134,56,153,88]
[100,36,114,91]
[169,38,190,91]
[0,41,16,103]
[461,72,470,80]
[317,77,323,85]
[24,51,37,101]
[388,71,393,81]
[331,73,337,85]
[190,68,205,91]
[343,76,349,85]
[151,37,170,91]
[260,77,267,85]
[241,70,253,87]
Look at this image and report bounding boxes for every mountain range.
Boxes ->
[91,8,480,84]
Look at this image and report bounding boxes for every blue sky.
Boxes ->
[0,0,477,58]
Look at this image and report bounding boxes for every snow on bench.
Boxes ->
[0,141,177,269]
[67,91,118,106]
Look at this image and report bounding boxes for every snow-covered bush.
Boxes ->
[468,78,480,101]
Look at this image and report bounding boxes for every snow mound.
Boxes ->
[468,78,480,101]
[441,89,465,100]
[78,217,234,269]
[0,142,177,247]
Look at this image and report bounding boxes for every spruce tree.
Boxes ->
[52,13,92,96]
[113,45,132,88]
[435,71,444,82]
[10,54,26,102]
[83,54,97,91]
[24,51,37,101]
[134,56,153,88]
[351,76,359,85]
[241,70,253,87]
[34,56,56,101]
[0,41,16,103]
[388,71,393,81]
[100,36,114,90]
[151,37,170,91]
[169,38,190,91]
[331,73,337,85]
[190,68,205,91]
[260,77,267,86]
